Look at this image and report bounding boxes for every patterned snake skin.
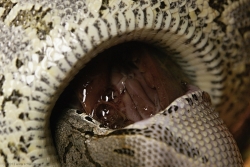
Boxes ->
[0,0,250,166]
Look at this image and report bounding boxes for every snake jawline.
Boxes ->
[0,0,250,166]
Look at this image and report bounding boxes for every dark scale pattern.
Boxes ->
[8,142,21,161]
[163,105,179,115]
[114,148,135,157]
[2,90,23,109]
[209,0,235,16]
[0,0,249,166]
[159,1,167,9]
[18,112,30,120]
[185,97,194,106]
[15,58,24,69]
[0,0,17,20]
[10,5,53,40]
[0,75,5,96]
[0,149,8,167]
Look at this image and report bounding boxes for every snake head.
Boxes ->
[51,42,243,166]
[0,0,249,166]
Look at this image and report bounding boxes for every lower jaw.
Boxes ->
[53,88,243,166]
[48,40,242,166]
[50,42,243,165]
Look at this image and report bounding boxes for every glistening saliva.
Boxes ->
[51,42,193,130]
[1,0,249,166]
[48,42,237,166]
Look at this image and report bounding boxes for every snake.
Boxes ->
[0,0,250,166]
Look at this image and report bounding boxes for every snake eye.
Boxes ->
[51,42,190,129]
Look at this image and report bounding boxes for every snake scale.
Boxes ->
[0,0,250,166]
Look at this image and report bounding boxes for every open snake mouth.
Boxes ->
[0,0,248,166]
[49,42,241,167]
[51,41,195,129]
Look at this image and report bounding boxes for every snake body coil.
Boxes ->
[0,0,250,166]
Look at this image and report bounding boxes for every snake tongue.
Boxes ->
[70,43,187,129]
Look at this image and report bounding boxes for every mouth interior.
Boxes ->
[52,42,190,129]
